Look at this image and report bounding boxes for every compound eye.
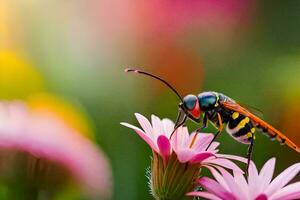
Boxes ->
[183,95,197,110]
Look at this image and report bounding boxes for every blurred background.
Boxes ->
[1,1,300,199]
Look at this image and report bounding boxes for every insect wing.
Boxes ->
[237,102,264,118]
[221,101,300,153]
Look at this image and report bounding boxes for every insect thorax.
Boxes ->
[198,91,219,111]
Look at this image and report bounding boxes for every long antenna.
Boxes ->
[125,68,183,102]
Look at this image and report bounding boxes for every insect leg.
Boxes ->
[171,109,187,138]
[173,109,183,127]
[200,113,208,130]
[189,113,208,148]
[205,113,223,151]
[246,137,255,177]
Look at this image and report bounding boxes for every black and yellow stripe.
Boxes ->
[226,112,255,144]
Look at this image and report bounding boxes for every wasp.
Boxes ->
[125,68,300,173]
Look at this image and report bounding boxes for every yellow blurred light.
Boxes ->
[0,51,45,99]
[27,93,94,139]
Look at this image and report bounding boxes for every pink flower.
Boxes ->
[121,113,245,171]
[0,101,112,199]
[188,158,300,200]
[121,113,246,200]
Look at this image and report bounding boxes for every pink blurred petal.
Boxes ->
[187,191,222,200]
[255,194,268,200]
[157,135,171,159]
[120,122,158,152]
[265,163,300,196]
[199,177,237,200]
[189,152,215,164]
[100,0,254,46]
[258,158,276,192]
[269,181,300,200]
[134,113,154,139]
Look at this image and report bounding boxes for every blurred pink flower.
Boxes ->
[188,158,300,200]
[121,113,246,200]
[0,101,112,199]
[139,0,253,38]
[94,0,254,75]
[99,0,254,41]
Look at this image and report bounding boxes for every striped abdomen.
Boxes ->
[226,112,255,144]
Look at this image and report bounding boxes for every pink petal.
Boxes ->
[134,113,154,138]
[233,171,249,199]
[255,194,268,200]
[258,158,276,192]
[278,193,300,200]
[157,135,171,159]
[189,152,215,164]
[171,126,190,153]
[269,181,300,200]
[187,191,222,200]
[248,161,260,198]
[187,131,197,145]
[199,177,237,200]
[218,167,246,199]
[204,158,244,173]
[207,142,220,152]
[120,122,158,152]
[161,118,174,138]
[175,148,195,163]
[206,166,230,191]
[182,126,191,147]
[265,163,300,196]
[216,153,248,163]
[170,128,179,152]
[151,115,163,139]
[248,160,259,179]
[190,133,214,151]
[176,126,190,148]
